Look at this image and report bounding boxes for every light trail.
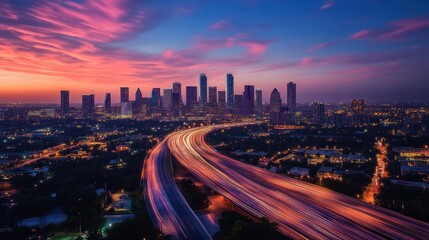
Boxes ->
[141,138,212,240]
[166,123,429,240]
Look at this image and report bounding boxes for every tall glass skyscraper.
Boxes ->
[242,85,255,115]
[172,82,182,104]
[82,94,95,118]
[60,90,69,116]
[255,89,263,113]
[226,73,234,108]
[199,73,207,104]
[209,86,217,105]
[186,86,197,109]
[104,93,112,113]
[270,88,282,124]
[120,87,129,103]
[287,82,296,113]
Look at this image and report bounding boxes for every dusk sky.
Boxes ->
[0,0,428,104]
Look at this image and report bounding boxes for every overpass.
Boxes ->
[143,124,429,239]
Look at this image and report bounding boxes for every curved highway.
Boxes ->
[141,138,212,240]
[166,124,429,239]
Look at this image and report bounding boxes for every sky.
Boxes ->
[0,0,428,104]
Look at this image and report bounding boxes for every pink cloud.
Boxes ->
[350,17,429,40]
[210,20,230,30]
[306,42,332,52]
[350,29,371,39]
[196,33,271,56]
[321,0,335,10]
[0,0,273,96]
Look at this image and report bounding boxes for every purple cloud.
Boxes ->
[307,42,333,52]
[321,0,335,10]
[210,20,230,30]
[350,16,429,40]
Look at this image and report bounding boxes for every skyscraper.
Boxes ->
[313,102,325,124]
[60,90,69,116]
[104,93,112,113]
[162,89,172,110]
[226,73,234,108]
[242,85,255,115]
[287,82,296,113]
[351,99,365,113]
[186,86,198,109]
[151,88,161,107]
[255,89,263,113]
[199,73,207,104]
[209,86,217,105]
[172,82,182,104]
[218,91,226,106]
[120,87,129,103]
[270,88,282,124]
[234,94,243,114]
[135,88,143,103]
[172,92,180,113]
[82,94,95,118]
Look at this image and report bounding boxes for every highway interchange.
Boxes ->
[143,123,429,239]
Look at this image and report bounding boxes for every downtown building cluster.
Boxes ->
[58,73,372,126]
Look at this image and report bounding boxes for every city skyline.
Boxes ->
[0,1,429,103]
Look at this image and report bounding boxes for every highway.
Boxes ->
[141,138,212,240]
[166,124,429,239]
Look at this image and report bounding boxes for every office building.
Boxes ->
[172,82,182,104]
[199,73,208,104]
[209,86,217,105]
[287,82,296,113]
[151,88,161,107]
[186,86,198,109]
[163,89,172,110]
[135,88,143,103]
[226,73,234,108]
[255,89,263,113]
[234,94,243,114]
[60,90,69,116]
[120,87,129,103]
[82,94,95,118]
[270,88,282,124]
[121,102,133,116]
[172,92,180,113]
[218,91,226,106]
[313,102,325,124]
[242,85,255,115]
[104,93,112,113]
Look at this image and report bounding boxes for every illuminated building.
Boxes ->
[351,99,365,113]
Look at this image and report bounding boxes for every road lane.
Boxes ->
[167,124,429,239]
[142,139,212,240]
